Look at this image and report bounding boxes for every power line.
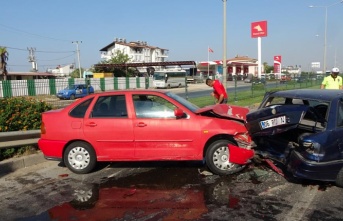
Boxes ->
[0,45,74,53]
[37,53,75,61]
[0,23,72,42]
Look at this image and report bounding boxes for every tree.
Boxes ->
[263,62,274,73]
[0,47,9,80]
[93,50,136,77]
[70,68,85,78]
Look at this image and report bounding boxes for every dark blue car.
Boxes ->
[57,84,94,100]
[245,89,343,187]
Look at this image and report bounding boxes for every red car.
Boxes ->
[38,90,253,175]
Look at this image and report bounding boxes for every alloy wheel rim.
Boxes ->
[68,146,90,170]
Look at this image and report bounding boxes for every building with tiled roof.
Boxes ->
[99,38,169,63]
[197,55,262,80]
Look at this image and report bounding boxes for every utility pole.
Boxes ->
[72,41,82,78]
[222,0,227,89]
[27,47,37,72]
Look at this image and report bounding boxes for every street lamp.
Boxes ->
[222,0,227,89]
[309,0,343,74]
[72,41,82,78]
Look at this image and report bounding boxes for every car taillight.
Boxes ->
[40,122,46,134]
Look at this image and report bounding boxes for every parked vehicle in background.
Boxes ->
[185,67,204,84]
[295,77,307,83]
[244,73,254,83]
[57,84,94,100]
[245,89,343,187]
[244,78,252,83]
[39,90,253,175]
[280,74,291,84]
[153,69,186,88]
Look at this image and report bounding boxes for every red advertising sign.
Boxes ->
[251,20,268,38]
[273,55,282,73]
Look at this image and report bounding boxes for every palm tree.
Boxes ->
[0,47,9,80]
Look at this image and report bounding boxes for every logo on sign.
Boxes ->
[251,20,268,38]
[274,55,282,73]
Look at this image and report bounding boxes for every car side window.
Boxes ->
[337,101,343,127]
[69,98,93,118]
[111,95,128,117]
[92,95,127,118]
[91,96,111,118]
[133,94,176,118]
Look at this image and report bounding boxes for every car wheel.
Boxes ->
[70,183,99,210]
[64,141,96,174]
[167,84,171,89]
[205,140,245,175]
[336,167,343,187]
[205,178,231,205]
[70,94,75,100]
[178,83,182,88]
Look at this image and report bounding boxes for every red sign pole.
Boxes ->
[251,21,268,78]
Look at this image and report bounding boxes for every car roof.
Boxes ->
[88,89,169,96]
[269,89,343,101]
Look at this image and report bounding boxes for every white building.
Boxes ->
[99,38,169,64]
[46,64,74,77]
[281,66,301,77]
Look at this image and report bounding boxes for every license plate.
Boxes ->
[260,116,286,129]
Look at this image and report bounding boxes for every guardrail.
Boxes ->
[0,130,40,149]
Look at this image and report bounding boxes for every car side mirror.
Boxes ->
[174,108,185,119]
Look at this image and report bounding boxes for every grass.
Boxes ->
[189,81,321,108]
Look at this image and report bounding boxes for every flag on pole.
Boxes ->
[208,47,214,53]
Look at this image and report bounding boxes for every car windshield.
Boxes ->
[165,92,199,112]
[64,85,77,90]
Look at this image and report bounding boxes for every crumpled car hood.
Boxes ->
[245,104,313,136]
[195,104,249,123]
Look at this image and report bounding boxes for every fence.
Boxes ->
[0,77,153,98]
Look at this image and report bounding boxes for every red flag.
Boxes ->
[208,47,214,53]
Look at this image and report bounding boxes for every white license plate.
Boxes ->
[260,116,286,129]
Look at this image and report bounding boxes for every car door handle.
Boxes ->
[85,122,97,127]
[136,122,147,127]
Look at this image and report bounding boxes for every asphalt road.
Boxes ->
[0,157,342,221]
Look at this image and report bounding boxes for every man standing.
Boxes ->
[205,78,228,104]
[321,67,342,89]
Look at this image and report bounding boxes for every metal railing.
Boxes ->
[0,130,40,149]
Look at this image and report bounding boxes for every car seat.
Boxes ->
[99,103,108,113]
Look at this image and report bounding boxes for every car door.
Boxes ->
[83,94,135,160]
[132,94,202,160]
[332,100,343,160]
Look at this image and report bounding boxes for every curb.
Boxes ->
[0,152,46,176]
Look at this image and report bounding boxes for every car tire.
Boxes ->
[70,183,99,210]
[204,178,231,205]
[335,167,343,187]
[205,139,245,176]
[64,141,97,174]
[70,94,75,100]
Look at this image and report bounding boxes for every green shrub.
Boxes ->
[0,97,52,132]
[0,97,52,160]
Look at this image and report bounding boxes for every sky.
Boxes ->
[1,0,343,73]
